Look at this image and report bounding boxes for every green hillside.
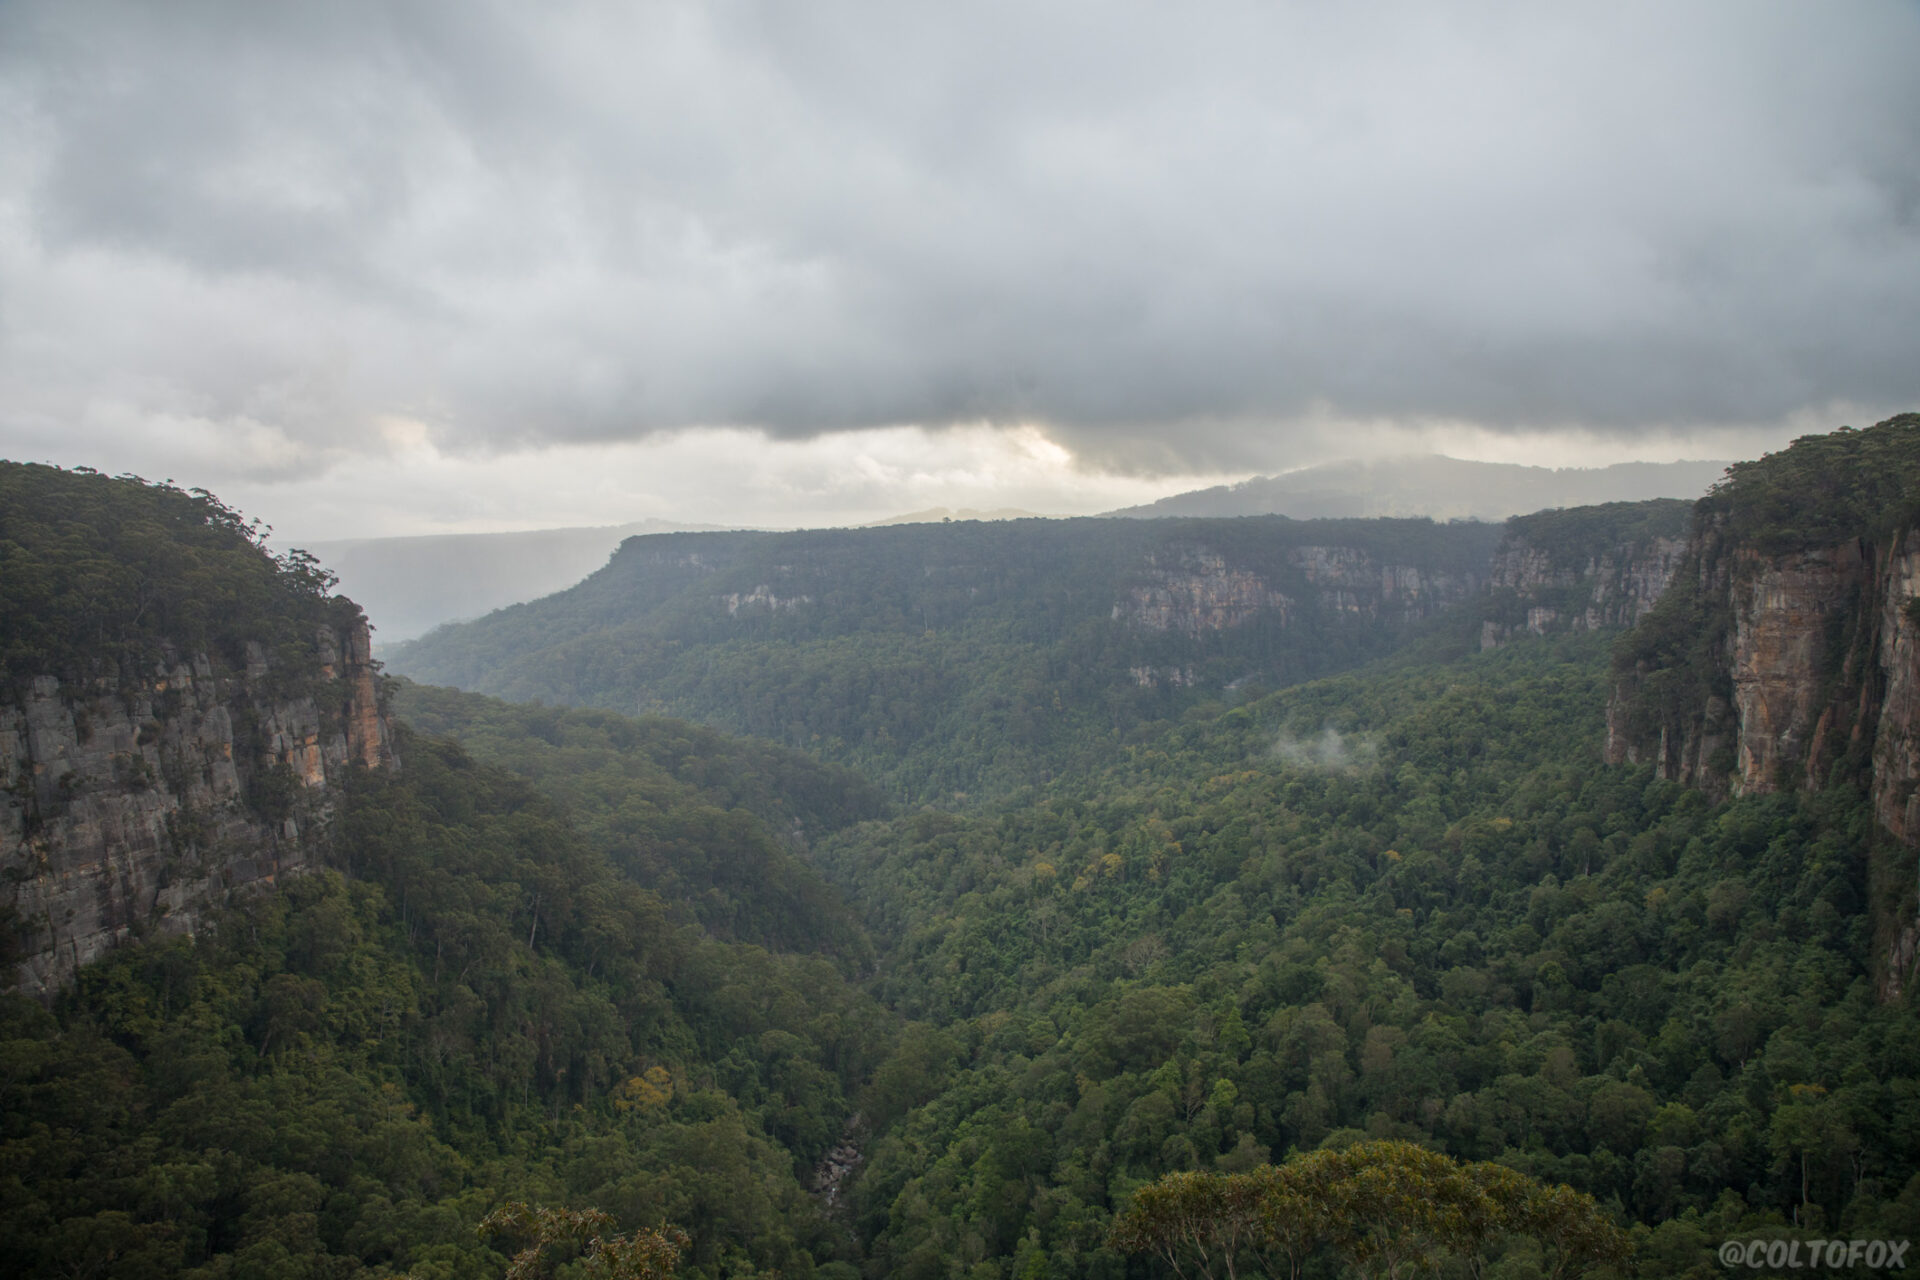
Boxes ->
[0,464,896,1278]
[0,462,359,685]
[0,728,893,1277]
[389,681,884,957]
[814,633,1920,1275]
[386,516,1505,802]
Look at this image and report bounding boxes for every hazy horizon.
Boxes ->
[313,452,1731,640]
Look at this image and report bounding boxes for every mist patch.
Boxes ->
[1271,727,1378,772]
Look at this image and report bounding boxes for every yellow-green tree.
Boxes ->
[1111,1141,1629,1280]
[1108,1169,1268,1280]
[478,1202,688,1280]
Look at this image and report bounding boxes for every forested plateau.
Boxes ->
[4,419,1920,1279]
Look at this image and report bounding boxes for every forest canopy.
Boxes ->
[0,461,359,681]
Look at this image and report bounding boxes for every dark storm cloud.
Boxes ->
[3,0,1917,470]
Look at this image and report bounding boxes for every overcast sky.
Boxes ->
[3,1,1917,538]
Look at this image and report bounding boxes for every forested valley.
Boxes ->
[5,420,1920,1279]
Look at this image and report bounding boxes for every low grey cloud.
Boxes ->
[3,0,1917,479]
[1272,728,1378,774]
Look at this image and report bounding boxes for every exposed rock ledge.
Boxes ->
[3,620,394,996]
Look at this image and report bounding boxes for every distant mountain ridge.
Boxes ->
[1108,453,1728,521]
[384,515,1508,799]
[305,457,1723,642]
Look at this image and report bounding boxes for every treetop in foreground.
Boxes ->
[1111,1140,1630,1280]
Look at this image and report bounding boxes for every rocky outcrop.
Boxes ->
[1870,534,1920,844]
[1726,544,1874,792]
[1604,527,1902,802]
[722,585,812,615]
[1484,541,1686,629]
[811,1119,864,1209]
[1605,511,1920,999]
[1117,551,1293,633]
[1116,544,1477,635]
[1289,545,1476,617]
[1129,665,1197,688]
[3,619,394,996]
[321,621,395,772]
[1874,540,1920,1000]
[1479,502,1691,649]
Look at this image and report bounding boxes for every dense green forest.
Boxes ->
[1,466,898,1277]
[6,433,1920,1278]
[0,720,899,1278]
[812,633,1920,1277]
[0,462,358,686]
[1705,414,1920,555]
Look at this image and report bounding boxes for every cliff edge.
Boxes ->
[0,464,395,994]
[1602,415,1920,995]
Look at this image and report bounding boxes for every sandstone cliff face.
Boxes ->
[1605,518,1920,998]
[1290,544,1476,617]
[1726,544,1874,792]
[2,620,394,996]
[1605,528,1905,802]
[1480,531,1687,649]
[1118,551,1293,633]
[1871,538,1920,997]
[1116,545,1477,635]
[1870,532,1920,845]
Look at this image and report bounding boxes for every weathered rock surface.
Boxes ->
[1727,544,1871,792]
[1480,524,1687,649]
[1871,533,1920,845]
[722,585,812,615]
[1116,545,1477,635]
[3,620,394,996]
[1604,516,1920,998]
[1291,544,1477,616]
[1605,528,1914,805]
[1117,551,1293,633]
[810,1117,864,1209]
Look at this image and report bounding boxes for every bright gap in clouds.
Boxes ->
[213,406,1825,544]
[5,405,1837,546]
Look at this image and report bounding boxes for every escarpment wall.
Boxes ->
[1604,525,1920,809]
[1483,536,1686,635]
[2,619,394,996]
[1116,544,1479,635]
[1478,502,1692,649]
[1870,533,1920,845]
[1605,515,1920,998]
